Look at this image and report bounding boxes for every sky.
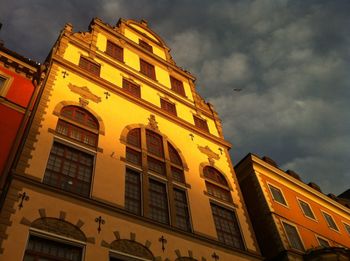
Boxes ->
[1,0,349,195]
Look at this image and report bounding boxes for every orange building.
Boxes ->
[0,18,262,260]
[235,153,350,260]
[0,43,40,192]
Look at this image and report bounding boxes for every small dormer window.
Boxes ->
[139,39,153,52]
[106,40,123,61]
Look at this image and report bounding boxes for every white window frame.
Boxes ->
[281,220,305,252]
[267,182,288,207]
[342,221,350,236]
[0,72,13,97]
[315,235,331,247]
[297,198,317,221]
[321,211,339,232]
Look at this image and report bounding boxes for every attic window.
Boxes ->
[106,40,123,61]
[170,76,186,97]
[139,40,153,53]
[79,57,100,76]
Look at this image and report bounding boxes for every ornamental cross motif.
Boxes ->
[158,235,167,252]
[212,252,219,260]
[18,192,29,209]
[95,216,105,234]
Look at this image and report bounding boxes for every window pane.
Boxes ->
[299,200,315,219]
[193,116,209,132]
[282,222,304,251]
[171,167,185,183]
[206,181,232,202]
[149,179,169,224]
[323,212,338,230]
[160,99,177,116]
[140,59,156,80]
[170,76,185,96]
[203,167,228,186]
[344,223,350,235]
[126,148,142,166]
[44,142,93,197]
[146,130,164,157]
[125,169,141,215]
[122,79,141,98]
[147,157,166,176]
[61,106,98,130]
[168,143,182,166]
[24,235,82,261]
[106,40,123,61]
[0,76,6,91]
[139,40,153,52]
[57,120,97,147]
[79,56,100,76]
[317,237,330,247]
[210,204,244,249]
[126,128,141,148]
[174,188,191,231]
[269,185,287,205]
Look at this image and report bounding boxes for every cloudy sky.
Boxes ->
[1,0,349,195]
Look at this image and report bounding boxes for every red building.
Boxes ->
[0,43,39,192]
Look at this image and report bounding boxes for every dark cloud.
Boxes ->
[1,0,349,194]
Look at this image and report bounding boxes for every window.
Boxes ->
[211,203,244,249]
[125,169,141,215]
[106,40,123,61]
[24,235,82,261]
[57,106,99,147]
[322,212,339,231]
[298,199,315,219]
[344,223,350,236]
[193,115,209,132]
[282,222,304,251]
[0,76,6,92]
[170,76,185,97]
[44,106,99,197]
[140,59,156,80]
[43,142,93,197]
[268,184,287,206]
[317,236,330,247]
[203,166,232,203]
[79,56,100,76]
[122,79,141,98]
[139,39,153,52]
[160,98,177,116]
[124,128,189,231]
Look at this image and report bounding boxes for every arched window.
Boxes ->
[43,106,99,197]
[56,106,99,147]
[124,127,190,232]
[203,166,231,203]
[203,166,244,250]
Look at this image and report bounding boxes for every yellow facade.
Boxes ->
[0,18,261,260]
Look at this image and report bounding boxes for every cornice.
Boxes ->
[51,55,232,149]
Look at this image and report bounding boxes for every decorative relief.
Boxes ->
[68,83,101,103]
[73,31,92,44]
[198,145,220,165]
[194,93,211,112]
[147,114,159,130]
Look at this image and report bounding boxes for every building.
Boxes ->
[0,42,39,193]
[0,18,262,260]
[235,153,350,261]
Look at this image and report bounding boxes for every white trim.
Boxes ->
[297,198,317,221]
[342,221,350,236]
[321,210,340,232]
[315,234,331,247]
[281,220,305,252]
[267,182,289,208]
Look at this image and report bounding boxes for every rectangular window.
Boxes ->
[160,98,177,116]
[149,179,169,224]
[44,142,93,197]
[210,203,244,249]
[126,147,142,166]
[282,222,304,251]
[322,212,339,231]
[298,199,315,219]
[193,116,209,132]
[79,56,100,76]
[344,223,350,236]
[317,236,330,247]
[140,59,156,80]
[171,167,185,183]
[139,39,153,52]
[268,184,287,206]
[125,169,141,215]
[0,76,6,92]
[206,181,232,203]
[122,79,141,98]
[173,188,191,231]
[106,40,123,61]
[170,76,186,97]
[24,235,82,261]
[56,120,97,147]
[147,156,166,176]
